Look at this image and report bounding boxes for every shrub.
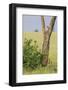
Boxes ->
[23,38,43,69]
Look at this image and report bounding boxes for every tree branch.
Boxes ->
[49,16,56,35]
[41,16,45,32]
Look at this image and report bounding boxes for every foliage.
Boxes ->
[23,38,43,69]
[34,29,38,32]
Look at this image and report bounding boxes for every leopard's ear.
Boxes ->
[47,26,50,29]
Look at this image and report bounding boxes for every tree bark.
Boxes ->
[41,16,56,66]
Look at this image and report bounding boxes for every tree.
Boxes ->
[34,29,38,32]
[41,16,56,66]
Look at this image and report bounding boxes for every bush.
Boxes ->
[23,38,43,69]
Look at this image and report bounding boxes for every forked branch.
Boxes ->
[41,16,45,32]
[49,16,56,36]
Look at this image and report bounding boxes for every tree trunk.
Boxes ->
[41,16,56,66]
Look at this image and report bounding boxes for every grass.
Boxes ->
[23,32,57,75]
